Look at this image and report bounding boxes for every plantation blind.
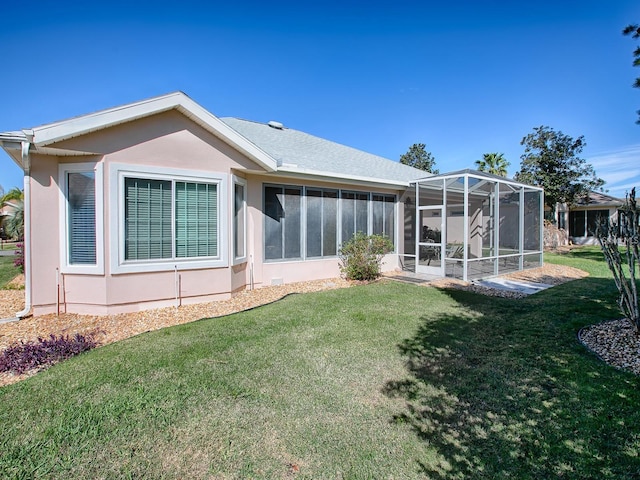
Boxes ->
[175,182,218,258]
[67,172,97,265]
[124,178,172,260]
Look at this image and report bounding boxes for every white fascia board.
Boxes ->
[33,146,100,156]
[31,94,181,146]
[274,165,411,189]
[29,92,278,172]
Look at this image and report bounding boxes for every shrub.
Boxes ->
[339,233,393,281]
[595,187,639,332]
[13,242,24,272]
[0,333,98,375]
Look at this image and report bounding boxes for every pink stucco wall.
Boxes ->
[28,111,404,316]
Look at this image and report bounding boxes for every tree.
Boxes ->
[595,188,639,332]
[475,153,510,177]
[623,24,640,124]
[3,199,24,240]
[400,143,439,174]
[1,188,24,240]
[1,187,23,204]
[515,126,604,215]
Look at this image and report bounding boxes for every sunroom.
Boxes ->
[401,170,544,281]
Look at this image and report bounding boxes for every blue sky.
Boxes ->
[1,0,639,197]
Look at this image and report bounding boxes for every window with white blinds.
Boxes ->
[60,163,104,274]
[124,178,172,260]
[123,177,219,262]
[175,181,218,258]
[67,171,97,264]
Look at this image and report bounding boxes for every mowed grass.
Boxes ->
[0,255,19,288]
[1,247,640,478]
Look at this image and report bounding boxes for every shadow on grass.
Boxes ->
[384,277,640,479]
[555,247,606,263]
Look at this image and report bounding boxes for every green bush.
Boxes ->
[339,233,394,281]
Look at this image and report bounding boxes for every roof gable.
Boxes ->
[12,92,278,172]
[574,191,624,207]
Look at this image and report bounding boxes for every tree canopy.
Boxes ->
[1,187,23,204]
[1,188,24,240]
[475,153,510,177]
[400,143,439,174]
[623,24,640,124]
[515,126,604,212]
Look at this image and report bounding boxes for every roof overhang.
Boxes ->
[0,133,29,169]
[274,165,412,189]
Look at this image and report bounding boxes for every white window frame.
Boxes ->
[109,163,228,274]
[232,175,247,265]
[58,162,105,275]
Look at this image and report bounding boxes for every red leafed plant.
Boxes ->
[0,333,98,375]
[13,242,24,272]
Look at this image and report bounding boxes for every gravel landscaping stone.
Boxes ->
[579,319,640,375]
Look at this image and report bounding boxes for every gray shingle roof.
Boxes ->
[574,191,624,207]
[221,117,426,185]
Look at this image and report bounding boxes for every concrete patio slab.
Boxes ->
[475,277,553,295]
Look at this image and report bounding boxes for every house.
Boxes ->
[0,92,543,317]
[555,192,624,245]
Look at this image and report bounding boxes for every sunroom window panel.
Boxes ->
[384,195,395,246]
[356,192,369,234]
[372,195,384,237]
[322,190,338,256]
[341,192,355,243]
[264,186,284,260]
[284,188,302,259]
[586,210,608,236]
[67,171,97,265]
[306,189,322,258]
[569,211,586,237]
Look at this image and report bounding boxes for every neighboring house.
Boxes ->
[556,192,624,245]
[0,92,543,317]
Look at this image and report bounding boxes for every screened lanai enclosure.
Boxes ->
[401,170,544,281]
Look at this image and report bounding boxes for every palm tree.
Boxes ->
[475,153,510,177]
[1,187,23,203]
[4,199,24,240]
[1,187,24,240]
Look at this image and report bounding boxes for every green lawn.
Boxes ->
[0,255,19,288]
[1,248,639,478]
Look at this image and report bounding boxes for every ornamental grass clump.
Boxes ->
[0,333,98,375]
[339,233,393,281]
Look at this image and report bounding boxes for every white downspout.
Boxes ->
[15,140,31,318]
